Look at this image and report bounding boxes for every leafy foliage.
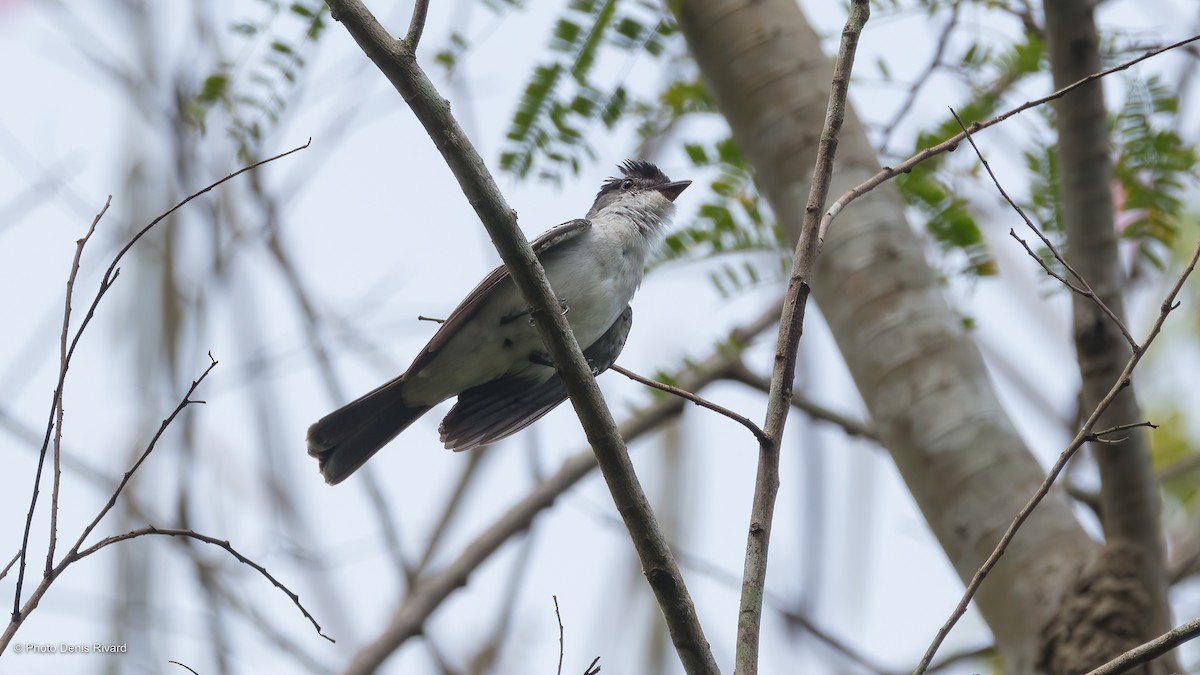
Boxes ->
[893,35,1046,277]
[1111,76,1200,268]
[1016,75,1199,276]
[1150,410,1199,508]
[499,0,678,183]
[187,0,328,160]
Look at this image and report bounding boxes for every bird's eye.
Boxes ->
[621,179,634,190]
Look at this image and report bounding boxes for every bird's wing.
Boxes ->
[405,218,592,377]
[438,305,633,451]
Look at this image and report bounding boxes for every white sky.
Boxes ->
[0,0,1198,673]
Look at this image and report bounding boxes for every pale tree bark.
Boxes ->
[671,0,1096,670]
[1042,0,1177,672]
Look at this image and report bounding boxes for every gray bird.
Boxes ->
[307,160,690,484]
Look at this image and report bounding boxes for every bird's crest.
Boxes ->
[598,160,670,194]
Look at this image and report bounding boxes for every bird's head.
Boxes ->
[586,160,691,225]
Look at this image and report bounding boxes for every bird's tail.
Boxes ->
[307,376,432,485]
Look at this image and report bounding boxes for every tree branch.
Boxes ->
[339,302,780,675]
[1044,1,1176,669]
[946,108,1137,350]
[323,2,716,670]
[1083,614,1200,675]
[911,237,1200,674]
[609,363,769,445]
[45,197,109,576]
[820,33,1200,242]
[5,356,230,652]
[72,526,332,643]
[12,138,308,625]
[735,2,869,672]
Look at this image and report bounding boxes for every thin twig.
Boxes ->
[3,356,220,651]
[582,656,601,675]
[417,314,446,323]
[1088,420,1158,440]
[610,363,768,445]
[1083,614,1200,675]
[0,552,19,583]
[948,108,1138,349]
[46,198,109,577]
[72,526,332,643]
[735,3,870,673]
[12,140,309,621]
[404,0,431,51]
[820,33,1200,244]
[168,660,201,675]
[74,354,217,561]
[554,595,565,675]
[911,237,1200,674]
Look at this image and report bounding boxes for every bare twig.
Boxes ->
[72,526,332,643]
[911,237,1200,674]
[609,363,769,444]
[46,198,109,576]
[820,34,1200,244]
[169,660,201,675]
[583,656,601,675]
[1088,420,1158,440]
[948,108,1138,349]
[417,314,446,323]
[554,595,565,675]
[735,4,869,673]
[12,140,310,621]
[324,2,715,671]
[1083,614,1200,675]
[404,0,431,51]
[14,197,108,614]
[0,552,19,583]
[4,356,220,651]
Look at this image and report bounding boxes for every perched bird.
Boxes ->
[307,160,691,484]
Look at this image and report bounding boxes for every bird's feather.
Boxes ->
[405,219,592,378]
[438,305,632,451]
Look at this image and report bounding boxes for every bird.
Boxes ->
[307,160,691,484]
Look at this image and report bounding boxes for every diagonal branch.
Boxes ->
[911,237,1200,674]
[1083,614,1200,675]
[820,33,1200,243]
[5,355,223,652]
[324,3,715,670]
[12,139,309,624]
[610,363,769,444]
[948,108,1137,349]
[71,526,332,643]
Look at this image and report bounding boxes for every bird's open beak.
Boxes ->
[657,180,692,202]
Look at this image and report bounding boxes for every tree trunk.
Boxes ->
[1043,0,1177,671]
